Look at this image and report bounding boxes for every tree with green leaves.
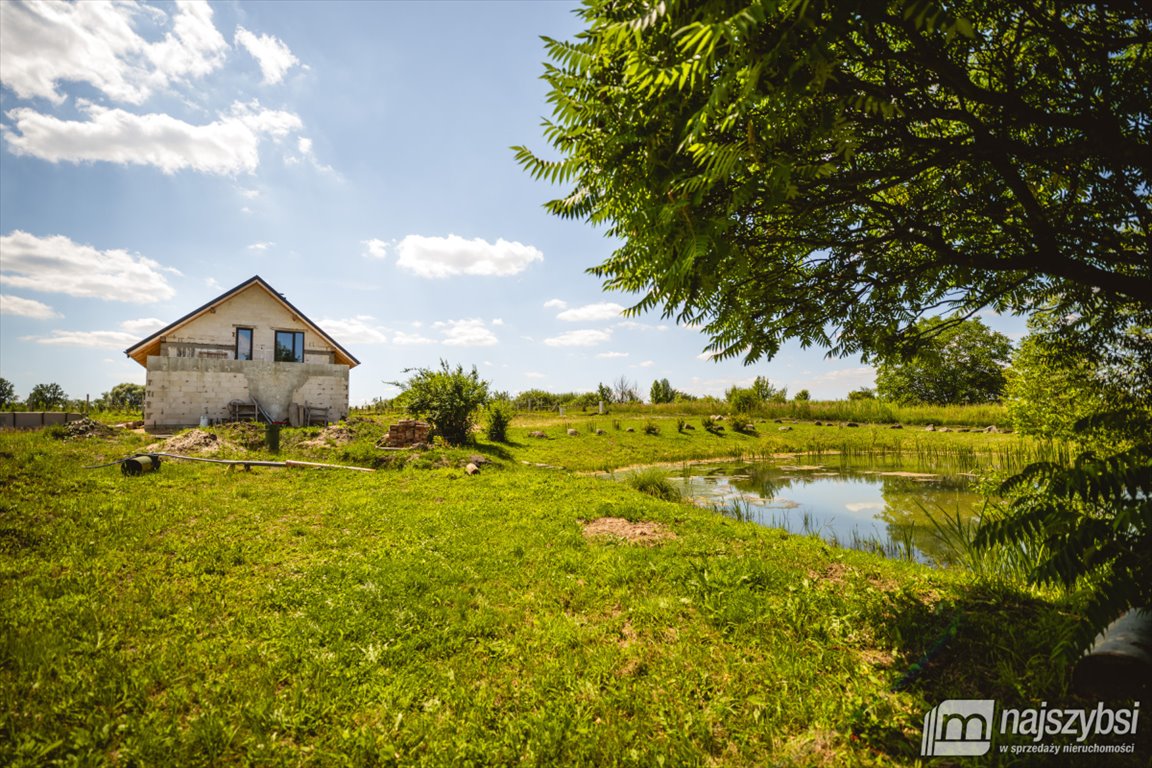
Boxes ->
[875,316,1012,405]
[751,376,786,403]
[516,0,1150,363]
[0,377,15,409]
[518,0,1152,653]
[395,361,489,446]
[649,378,675,404]
[103,382,146,411]
[26,383,67,411]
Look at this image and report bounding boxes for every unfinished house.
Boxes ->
[125,276,360,431]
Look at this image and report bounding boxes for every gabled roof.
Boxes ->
[124,275,360,368]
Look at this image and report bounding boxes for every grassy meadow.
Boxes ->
[1,409,1144,766]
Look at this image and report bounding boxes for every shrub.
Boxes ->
[643,420,661,435]
[398,360,489,446]
[626,469,681,502]
[486,400,515,443]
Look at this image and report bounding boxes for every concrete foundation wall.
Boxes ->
[144,356,349,429]
[0,412,85,429]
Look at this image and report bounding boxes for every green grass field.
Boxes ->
[1,414,1144,766]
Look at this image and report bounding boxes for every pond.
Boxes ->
[664,455,993,564]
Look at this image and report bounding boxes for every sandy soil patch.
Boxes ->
[301,423,356,448]
[581,517,676,545]
[148,429,228,455]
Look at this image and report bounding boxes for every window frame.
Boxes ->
[235,327,254,361]
[274,330,305,363]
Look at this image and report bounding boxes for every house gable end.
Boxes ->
[124,276,359,368]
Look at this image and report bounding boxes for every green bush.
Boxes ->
[398,361,489,446]
[486,400,515,442]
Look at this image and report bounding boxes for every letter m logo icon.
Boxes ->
[921,699,996,756]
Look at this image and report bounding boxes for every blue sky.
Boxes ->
[0,1,1025,406]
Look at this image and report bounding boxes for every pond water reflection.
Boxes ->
[666,456,989,564]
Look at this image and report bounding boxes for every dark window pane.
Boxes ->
[275,331,303,362]
[236,328,253,360]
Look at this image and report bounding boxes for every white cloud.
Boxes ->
[362,239,389,260]
[392,330,435,346]
[317,315,390,345]
[543,299,568,310]
[234,26,299,85]
[543,329,613,347]
[435,319,498,347]
[394,234,543,278]
[0,0,228,105]
[804,366,876,386]
[636,360,655,368]
[2,100,302,175]
[24,317,166,349]
[0,230,176,303]
[556,302,625,322]
[247,241,274,251]
[0,294,61,319]
[119,317,167,336]
[491,318,504,326]
[286,135,335,174]
[26,329,140,349]
[596,351,629,359]
[617,320,668,332]
[524,371,547,380]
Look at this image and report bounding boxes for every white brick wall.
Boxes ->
[145,357,350,429]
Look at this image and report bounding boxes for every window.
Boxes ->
[274,330,304,362]
[236,327,253,360]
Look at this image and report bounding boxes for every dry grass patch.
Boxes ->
[581,517,676,545]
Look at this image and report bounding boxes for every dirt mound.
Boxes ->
[218,421,265,450]
[150,429,226,455]
[63,417,116,439]
[581,517,675,546]
[301,423,356,448]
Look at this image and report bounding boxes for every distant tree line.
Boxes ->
[0,378,144,413]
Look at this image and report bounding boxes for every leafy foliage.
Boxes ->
[875,316,1011,405]
[976,414,1152,656]
[102,382,146,411]
[0,377,15,408]
[26,382,67,411]
[397,361,490,445]
[751,376,786,403]
[725,386,759,414]
[1005,308,1151,440]
[649,378,675,404]
[486,399,516,443]
[516,0,1152,364]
